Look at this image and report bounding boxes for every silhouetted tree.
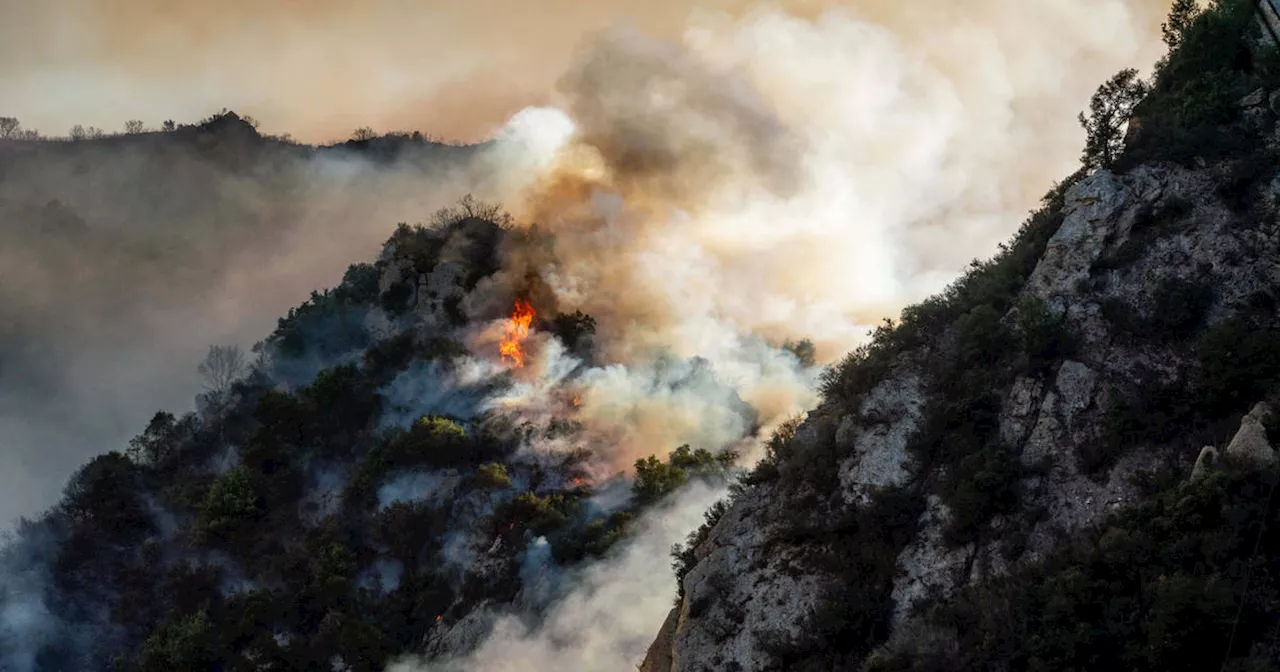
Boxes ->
[69,124,86,141]
[1162,0,1200,48]
[161,119,176,132]
[198,344,246,396]
[352,126,377,141]
[124,119,145,134]
[0,117,18,138]
[1079,68,1148,170]
[783,338,817,367]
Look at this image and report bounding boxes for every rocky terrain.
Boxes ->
[641,4,1280,665]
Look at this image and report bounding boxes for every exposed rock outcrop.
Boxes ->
[1226,401,1277,466]
[643,112,1280,670]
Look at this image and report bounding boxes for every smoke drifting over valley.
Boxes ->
[0,0,1178,669]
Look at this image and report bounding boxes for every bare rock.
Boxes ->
[639,607,680,672]
[1226,402,1277,467]
[838,372,926,505]
[1192,445,1219,481]
[1241,88,1267,108]
[665,487,828,672]
[1025,171,1133,301]
[889,495,971,625]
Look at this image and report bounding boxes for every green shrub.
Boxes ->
[475,462,511,490]
[1118,0,1267,169]
[633,455,689,506]
[1012,295,1078,372]
[877,464,1280,671]
[1196,317,1280,416]
[138,610,215,672]
[941,442,1024,545]
[1102,277,1215,341]
[670,499,729,601]
[199,468,261,537]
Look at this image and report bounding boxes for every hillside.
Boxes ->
[642,2,1280,670]
[0,110,504,528]
[0,167,782,669]
[6,2,1280,672]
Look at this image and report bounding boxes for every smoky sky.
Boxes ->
[1,0,1171,142]
[0,0,1174,529]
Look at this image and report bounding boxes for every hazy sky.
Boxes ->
[1,0,1171,142]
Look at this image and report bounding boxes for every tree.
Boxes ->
[197,344,246,396]
[476,462,512,491]
[1162,0,1200,49]
[783,338,817,368]
[85,126,104,139]
[138,610,214,672]
[0,117,18,138]
[161,119,176,132]
[352,126,377,141]
[1078,68,1148,170]
[69,124,86,141]
[123,119,144,134]
[198,468,260,535]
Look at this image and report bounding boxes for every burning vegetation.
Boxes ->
[499,299,536,368]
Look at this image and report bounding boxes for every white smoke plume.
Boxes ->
[389,0,1170,669]
[392,481,727,672]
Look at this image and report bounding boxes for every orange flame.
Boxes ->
[509,522,515,530]
[572,394,581,407]
[500,299,536,368]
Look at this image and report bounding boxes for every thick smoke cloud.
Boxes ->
[392,481,728,672]
[513,1,1172,364]
[392,1,1172,669]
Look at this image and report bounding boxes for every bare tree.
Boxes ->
[162,120,176,132]
[16,128,39,140]
[123,119,145,134]
[85,126,104,139]
[0,117,19,138]
[198,345,247,396]
[351,126,377,141]
[69,124,86,141]
[429,194,506,228]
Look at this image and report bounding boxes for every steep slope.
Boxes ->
[0,208,751,671]
[642,3,1280,669]
[0,111,506,526]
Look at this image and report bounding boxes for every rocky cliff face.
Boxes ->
[642,94,1280,672]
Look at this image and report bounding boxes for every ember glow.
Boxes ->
[499,299,536,368]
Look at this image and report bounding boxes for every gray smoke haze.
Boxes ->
[0,125,560,528]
